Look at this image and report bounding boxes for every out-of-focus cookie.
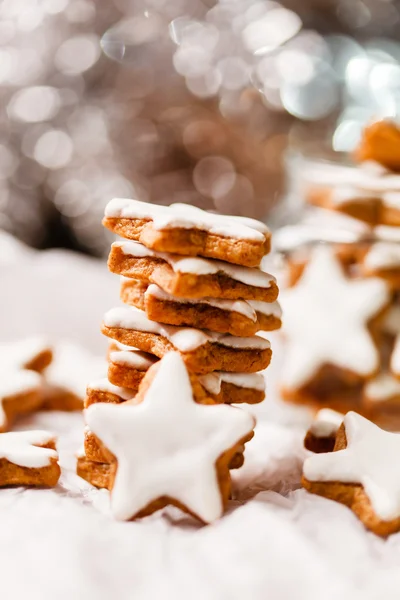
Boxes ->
[303,411,400,536]
[354,120,400,172]
[304,408,343,453]
[41,342,106,411]
[280,245,390,403]
[103,199,271,267]
[0,430,60,487]
[0,337,54,432]
[84,352,255,522]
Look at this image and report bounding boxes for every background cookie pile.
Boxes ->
[77,200,281,520]
[278,121,400,427]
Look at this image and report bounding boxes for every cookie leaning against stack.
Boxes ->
[77,199,280,523]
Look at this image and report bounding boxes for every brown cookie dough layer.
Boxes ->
[76,455,111,490]
[103,217,270,267]
[102,324,272,375]
[108,245,278,301]
[120,279,281,337]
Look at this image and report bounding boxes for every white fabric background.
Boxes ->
[0,232,398,600]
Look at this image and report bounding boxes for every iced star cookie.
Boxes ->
[84,378,137,408]
[0,337,53,374]
[303,411,400,536]
[84,352,255,522]
[304,409,343,454]
[306,185,380,225]
[280,246,390,401]
[41,342,106,411]
[102,306,272,374]
[0,337,55,432]
[107,345,157,391]
[103,199,271,267]
[120,279,282,337]
[108,241,278,301]
[84,367,254,468]
[0,430,60,487]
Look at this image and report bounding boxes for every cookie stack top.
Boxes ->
[101,199,280,392]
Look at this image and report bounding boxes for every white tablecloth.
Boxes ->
[1,233,398,600]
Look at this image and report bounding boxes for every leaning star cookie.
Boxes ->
[85,352,255,522]
[0,337,53,373]
[304,409,343,454]
[102,306,272,374]
[103,199,271,267]
[0,430,60,487]
[108,241,278,301]
[303,411,400,536]
[280,245,390,396]
[120,279,282,337]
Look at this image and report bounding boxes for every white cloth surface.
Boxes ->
[0,232,398,600]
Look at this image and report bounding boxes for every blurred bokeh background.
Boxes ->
[2,0,400,256]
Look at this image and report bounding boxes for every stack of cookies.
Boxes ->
[77,199,281,521]
[277,120,400,426]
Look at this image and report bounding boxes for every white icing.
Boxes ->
[199,372,265,395]
[87,378,136,402]
[146,284,281,322]
[105,199,268,241]
[103,306,271,351]
[113,241,275,288]
[303,160,400,193]
[309,409,343,438]
[109,349,157,370]
[280,246,390,388]
[248,300,282,318]
[382,305,400,336]
[0,336,50,370]
[391,336,400,377]
[365,373,400,402]
[382,191,400,210]
[85,352,254,522]
[303,411,400,521]
[0,430,58,468]
[0,370,42,427]
[45,341,106,400]
[375,226,400,243]
[274,209,372,252]
[363,243,400,270]
[330,186,378,206]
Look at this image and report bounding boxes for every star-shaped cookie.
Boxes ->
[280,246,390,391]
[85,352,255,522]
[0,430,60,487]
[0,337,53,432]
[303,411,400,535]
